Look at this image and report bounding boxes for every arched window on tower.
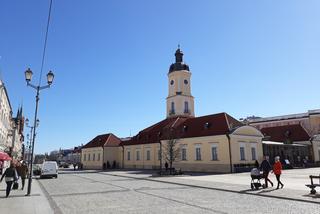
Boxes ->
[184,101,189,113]
[171,102,175,115]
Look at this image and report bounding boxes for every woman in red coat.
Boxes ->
[273,156,284,189]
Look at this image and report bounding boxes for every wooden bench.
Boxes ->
[306,175,320,194]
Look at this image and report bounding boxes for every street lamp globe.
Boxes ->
[47,71,54,85]
[25,68,33,82]
[25,118,29,126]
[36,119,40,127]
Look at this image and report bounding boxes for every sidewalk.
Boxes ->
[0,179,53,214]
[101,167,320,204]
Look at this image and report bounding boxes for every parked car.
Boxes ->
[33,164,41,176]
[59,161,70,168]
[40,161,58,178]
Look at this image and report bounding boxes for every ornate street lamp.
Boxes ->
[25,118,39,173]
[25,68,54,196]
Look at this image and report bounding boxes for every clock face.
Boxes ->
[170,80,174,85]
[184,79,188,85]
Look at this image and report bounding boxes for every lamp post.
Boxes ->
[25,68,54,196]
[25,118,39,171]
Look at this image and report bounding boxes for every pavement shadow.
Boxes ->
[0,193,41,199]
[302,194,320,199]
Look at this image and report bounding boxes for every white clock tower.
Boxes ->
[166,47,194,118]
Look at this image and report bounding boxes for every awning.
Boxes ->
[0,151,12,161]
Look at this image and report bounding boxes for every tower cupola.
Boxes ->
[166,47,194,118]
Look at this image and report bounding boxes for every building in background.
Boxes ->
[81,133,122,169]
[11,107,24,159]
[247,110,320,163]
[0,79,24,159]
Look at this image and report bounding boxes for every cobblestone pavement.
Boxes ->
[0,178,53,214]
[37,169,320,214]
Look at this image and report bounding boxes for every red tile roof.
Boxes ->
[82,133,121,149]
[260,124,311,142]
[122,113,243,146]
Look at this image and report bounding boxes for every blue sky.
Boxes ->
[0,0,319,154]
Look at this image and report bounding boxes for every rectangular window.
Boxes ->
[240,147,245,161]
[93,153,95,161]
[83,154,86,161]
[146,150,151,161]
[127,151,131,161]
[171,102,175,114]
[97,153,100,161]
[136,150,140,161]
[251,147,256,160]
[184,101,189,113]
[195,145,201,160]
[157,149,161,161]
[181,148,187,160]
[211,145,218,161]
[88,154,91,161]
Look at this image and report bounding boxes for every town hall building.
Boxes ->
[80,48,264,173]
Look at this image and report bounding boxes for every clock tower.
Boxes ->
[166,47,194,118]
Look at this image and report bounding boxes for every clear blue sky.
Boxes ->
[0,0,319,154]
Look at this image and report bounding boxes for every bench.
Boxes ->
[306,175,320,194]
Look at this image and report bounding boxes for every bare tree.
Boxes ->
[163,138,180,174]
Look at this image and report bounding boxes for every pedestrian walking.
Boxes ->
[16,161,28,190]
[254,160,259,168]
[273,156,284,189]
[260,156,273,188]
[0,162,18,197]
[165,162,168,171]
[0,160,3,175]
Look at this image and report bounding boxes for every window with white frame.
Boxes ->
[83,154,86,161]
[97,153,100,161]
[93,153,95,161]
[211,144,218,161]
[127,151,131,161]
[146,150,151,160]
[195,144,202,160]
[157,149,161,160]
[181,145,187,161]
[88,154,91,161]
[240,143,245,161]
[136,150,140,161]
[251,146,256,160]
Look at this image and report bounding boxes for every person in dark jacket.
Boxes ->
[260,156,273,188]
[0,162,18,197]
[16,161,28,190]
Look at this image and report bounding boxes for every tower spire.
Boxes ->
[175,46,183,63]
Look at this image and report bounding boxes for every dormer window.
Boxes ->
[183,125,188,132]
[170,80,174,85]
[204,122,211,129]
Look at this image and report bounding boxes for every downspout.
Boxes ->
[309,136,315,163]
[227,133,233,173]
[121,144,124,169]
[157,132,162,173]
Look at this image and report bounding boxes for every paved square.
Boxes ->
[35,168,320,214]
